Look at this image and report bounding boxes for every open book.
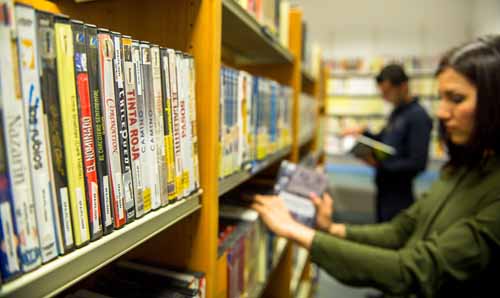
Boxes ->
[274,161,328,226]
[345,135,396,161]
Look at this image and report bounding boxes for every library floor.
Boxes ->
[315,156,439,298]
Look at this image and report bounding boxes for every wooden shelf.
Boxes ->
[302,69,316,86]
[218,146,291,197]
[0,191,202,298]
[328,94,438,99]
[299,133,314,148]
[330,69,435,78]
[221,0,293,65]
[327,113,388,118]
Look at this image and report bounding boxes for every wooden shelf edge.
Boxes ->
[218,146,292,197]
[222,0,293,65]
[0,190,203,298]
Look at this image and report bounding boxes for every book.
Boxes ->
[347,135,396,161]
[123,38,144,217]
[16,3,59,262]
[97,29,126,229]
[37,10,75,254]
[85,24,113,235]
[111,31,135,222]
[274,160,328,227]
[72,19,103,242]
[159,48,177,202]
[54,16,90,247]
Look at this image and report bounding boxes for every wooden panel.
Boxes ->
[288,8,303,163]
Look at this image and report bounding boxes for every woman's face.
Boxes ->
[436,67,477,145]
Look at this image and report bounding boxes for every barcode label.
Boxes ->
[76,187,89,242]
[60,187,74,247]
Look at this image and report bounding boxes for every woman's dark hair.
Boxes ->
[436,35,500,169]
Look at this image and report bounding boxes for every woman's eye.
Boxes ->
[450,94,465,103]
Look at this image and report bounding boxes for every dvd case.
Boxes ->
[150,45,168,206]
[85,24,113,235]
[167,49,183,198]
[111,32,135,222]
[140,42,161,210]
[97,29,126,229]
[0,0,42,272]
[123,37,144,218]
[0,107,21,280]
[159,48,177,202]
[71,20,103,241]
[37,10,75,254]
[54,16,90,247]
[132,40,151,215]
[187,57,200,191]
[15,3,59,262]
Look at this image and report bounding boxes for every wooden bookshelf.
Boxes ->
[2,1,324,298]
[0,191,202,298]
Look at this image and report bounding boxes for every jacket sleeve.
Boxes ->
[378,112,432,173]
[363,129,383,142]
[310,196,500,297]
[345,195,422,249]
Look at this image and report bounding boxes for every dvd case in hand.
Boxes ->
[37,10,75,253]
[0,0,41,272]
[122,38,144,218]
[150,46,168,206]
[159,48,177,202]
[54,16,90,247]
[97,29,126,229]
[15,3,58,262]
[140,42,161,210]
[111,32,135,222]
[72,20,103,241]
[0,110,21,280]
[132,41,151,215]
[85,24,113,235]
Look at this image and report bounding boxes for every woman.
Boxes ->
[252,36,500,298]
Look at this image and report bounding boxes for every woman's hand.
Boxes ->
[252,195,315,249]
[310,192,334,232]
[311,192,346,238]
[251,195,297,238]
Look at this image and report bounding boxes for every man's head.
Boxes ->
[375,64,410,105]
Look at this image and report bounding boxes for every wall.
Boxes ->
[472,0,500,37]
[293,0,475,59]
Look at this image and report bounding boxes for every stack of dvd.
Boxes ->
[219,66,293,179]
[0,0,200,283]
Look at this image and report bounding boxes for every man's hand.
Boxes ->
[362,153,379,168]
[310,192,334,232]
[341,125,366,137]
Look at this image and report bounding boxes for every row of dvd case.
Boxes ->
[0,0,199,282]
[219,66,293,179]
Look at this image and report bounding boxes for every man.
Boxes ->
[343,64,433,222]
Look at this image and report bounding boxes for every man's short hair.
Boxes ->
[375,64,409,86]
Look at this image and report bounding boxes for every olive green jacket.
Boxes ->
[311,159,500,297]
